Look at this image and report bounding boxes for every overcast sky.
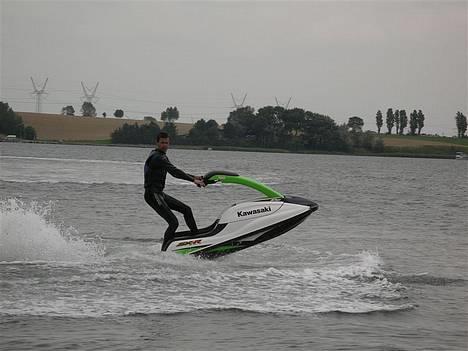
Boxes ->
[1,0,466,135]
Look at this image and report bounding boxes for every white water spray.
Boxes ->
[0,198,104,263]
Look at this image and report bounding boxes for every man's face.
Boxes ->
[157,137,170,152]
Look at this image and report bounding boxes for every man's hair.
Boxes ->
[156,132,169,142]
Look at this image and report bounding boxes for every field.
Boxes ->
[382,134,468,147]
[18,112,193,141]
[380,134,468,156]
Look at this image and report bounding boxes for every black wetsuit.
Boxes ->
[144,149,198,251]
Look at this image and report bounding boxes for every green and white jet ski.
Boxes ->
[165,171,318,259]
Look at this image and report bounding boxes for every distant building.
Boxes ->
[4,135,18,142]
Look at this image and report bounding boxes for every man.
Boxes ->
[144,132,205,251]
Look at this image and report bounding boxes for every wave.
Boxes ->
[0,179,141,185]
[0,208,416,319]
[0,301,415,319]
[0,179,195,186]
[106,236,162,243]
[386,273,466,286]
[0,198,104,263]
[0,155,142,165]
[0,252,416,318]
[123,304,415,317]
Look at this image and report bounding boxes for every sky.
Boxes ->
[1,0,466,135]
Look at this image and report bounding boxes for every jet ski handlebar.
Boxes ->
[203,171,240,184]
[202,171,284,199]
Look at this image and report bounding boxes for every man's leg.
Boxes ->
[144,190,179,251]
[163,193,198,235]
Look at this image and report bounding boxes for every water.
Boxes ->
[1,143,467,350]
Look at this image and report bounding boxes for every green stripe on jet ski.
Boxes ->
[175,246,206,255]
[175,245,242,255]
[204,245,245,254]
[208,175,283,199]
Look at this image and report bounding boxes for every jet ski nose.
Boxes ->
[283,196,319,212]
[309,201,319,212]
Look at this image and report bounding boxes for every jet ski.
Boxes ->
[165,171,318,259]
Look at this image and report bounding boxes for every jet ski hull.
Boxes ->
[166,196,318,259]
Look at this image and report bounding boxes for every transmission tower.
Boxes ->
[81,81,99,103]
[275,96,292,109]
[231,93,247,109]
[30,77,48,113]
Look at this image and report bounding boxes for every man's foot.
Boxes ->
[161,239,170,252]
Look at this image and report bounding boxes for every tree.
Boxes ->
[281,108,305,137]
[348,116,364,133]
[111,122,160,144]
[361,131,376,151]
[255,106,284,147]
[0,102,27,137]
[114,109,124,118]
[455,111,467,138]
[61,105,75,116]
[409,110,418,135]
[23,126,36,140]
[394,110,400,136]
[162,122,177,140]
[81,102,96,117]
[188,119,220,145]
[144,116,156,123]
[102,112,107,118]
[417,110,425,135]
[222,106,255,141]
[140,122,161,144]
[161,107,179,123]
[376,110,383,134]
[160,107,179,141]
[374,138,384,153]
[386,108,394,134]
[399,110,408,135]
[302,112,349,151]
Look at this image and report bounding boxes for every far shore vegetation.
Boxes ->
[1,100,467,158]
[0,102,37,140]
[109,105,467,158]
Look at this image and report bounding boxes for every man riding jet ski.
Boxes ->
[144,132,318,258]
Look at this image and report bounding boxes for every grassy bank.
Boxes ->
[382,134,468,147]
[380,134,468,157]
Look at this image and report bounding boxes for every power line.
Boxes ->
[3,85,233,109]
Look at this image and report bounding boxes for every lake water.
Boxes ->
[1,143,467,350]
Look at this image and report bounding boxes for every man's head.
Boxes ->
[156,132,170,152]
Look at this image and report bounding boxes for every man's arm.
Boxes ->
[159,155,194,182]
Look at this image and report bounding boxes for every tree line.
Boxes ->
[112,105,384,152]
[61,103,125,118]
[375,109,467,138]
[111,107,180,144]
[376,108,426,135]
[0,102,37,140]
[67,100,468,141]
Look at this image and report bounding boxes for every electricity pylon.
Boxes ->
[231,93,247,109]
[81,81,99,103]
[275,96,292,109]
[30,77,48,113]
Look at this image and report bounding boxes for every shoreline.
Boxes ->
[2,139,459,159]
